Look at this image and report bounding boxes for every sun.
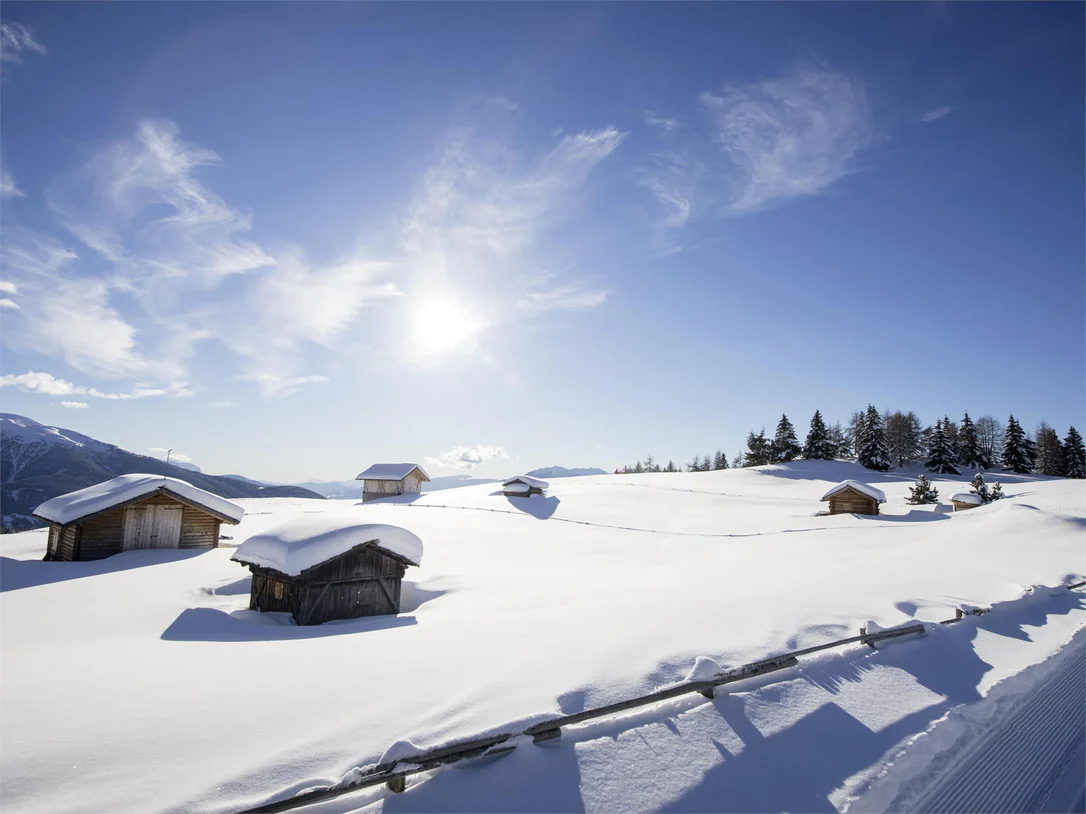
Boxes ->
[412,299,484,355]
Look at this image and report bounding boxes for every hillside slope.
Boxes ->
[0,414,324,530]
[1,461,1082,813]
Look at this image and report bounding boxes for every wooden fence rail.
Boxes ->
[241,582,1084,814]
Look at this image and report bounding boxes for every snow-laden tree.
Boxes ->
[1062,426,1085,479]
[958,412,983,470]
[828,421,852,459]
[1034,422,1064,477]
[803,409,835,460]
[771,414,801,463]
[969,473,990,503]
[713,450,728,470]
[744,429,771,467]
[1002,415,1032,473]
[857,405,891,471]
[905,474,939,505]
[925,419,960,475]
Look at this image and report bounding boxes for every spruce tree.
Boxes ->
[771,414,801,462]
[1001,415,1031,473]
[803,409,834,460]
[1062,427,1085,478]
[905,474,939,505]
[958,412,983,470]
[925,419,960,475]
[969,473,990,503]
[943,417,961,468]
[665,460,676,473]
[828,421,851,459]
[745,429,770,467]
[731,451,745,468]
[988,482,1004,501]
[857,405,891,471]
[1034,422,1064,476]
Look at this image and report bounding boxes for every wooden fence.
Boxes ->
[241,580,1085,813]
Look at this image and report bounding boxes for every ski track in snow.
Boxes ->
[905,631,1085,814]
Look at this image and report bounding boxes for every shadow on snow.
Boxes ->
[0,549,209,593]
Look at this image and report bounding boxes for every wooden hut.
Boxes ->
[821,480,886,516]
[950,492,983,512]
[33,474,245,562]
[231,516,423,625]
[501,475,549,498]
[355,463,430,502]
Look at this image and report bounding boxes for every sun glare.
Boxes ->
[413,299,483,355]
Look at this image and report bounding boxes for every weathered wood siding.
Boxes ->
[827,488,880,516]
[951,500,979,512]
[362,470,426,502]
[46,493,223,562]
[503,486,543,498]
[245,543,410,625]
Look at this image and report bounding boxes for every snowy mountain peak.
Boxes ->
[0,413,113,451]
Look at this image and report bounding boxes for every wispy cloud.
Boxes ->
[0,371,190,400]
[0,298,18,310]
[425,444,510,470]
[234,372,330,398]
[0,281,16,295]
[0,22,45,70]
[637,148,702,253]
[517,280,609,313]
[60,401,89,409]
[150,447,192,463]
[1,167,23,198]
[207,400,237,408]
[701,62,873,213]
[918,105,954,123]
[645,113,682,133]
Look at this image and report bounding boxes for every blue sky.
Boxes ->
[1,3,1082,482]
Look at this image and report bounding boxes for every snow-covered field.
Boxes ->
[1,461,1083,813]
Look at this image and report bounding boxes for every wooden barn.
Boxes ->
[232,516,423,626]
[355,463,430,503]
[821,480,887,516]
[501,475,549,498]
[950,492,983,511]
[33,474,245,562]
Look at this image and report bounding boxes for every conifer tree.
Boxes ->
[1034,422,1064,476]
[1062,427,1085,478]
[886,410,923,467]
[857,405,891,471]
[925,419,960,475]
[1001,415,1031,473]
[665,460,677,473]
[771,414,801,462]
[828,421,851,459]
[988,482,1004,501]
[745,429,771,467]
[943,416,961,467]
[731,451,745,468]
[905,474,939,505]
[713,450,729,470]
[958,412,983,470]
[803,409,835,460]
[969,473,990,503]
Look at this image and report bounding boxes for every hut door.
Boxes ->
[123,506,183,550]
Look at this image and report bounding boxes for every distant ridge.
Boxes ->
[0,414,325,532]
[526,465,608,478]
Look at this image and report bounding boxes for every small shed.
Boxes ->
[231,515,422,625]
[33,474,245,562]
[355,463,430,502]
[502,475,549,498]
[950,492,983,511]
[821,480,887,516]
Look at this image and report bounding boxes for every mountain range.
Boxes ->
[0,414,324,532]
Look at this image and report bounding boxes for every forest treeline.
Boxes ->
[617,409,1086,479]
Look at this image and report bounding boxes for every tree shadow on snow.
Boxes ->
[0,549,209,593]
[160,607,418,642]
[656,589,1086,813]
[502,495,561,519]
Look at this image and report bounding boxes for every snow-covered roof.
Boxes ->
[950,492,984,505]
[232,514,423,575]
[503,482,533,494]
[821,480,887,504]
[502,475,549,490]
[355,463,430,482]
[32,474,246,526]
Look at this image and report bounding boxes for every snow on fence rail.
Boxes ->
[238,580,1086,814]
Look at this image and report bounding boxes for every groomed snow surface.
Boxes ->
[31,473,246,525]
[233,516,423,575]
[2,460,1083,814]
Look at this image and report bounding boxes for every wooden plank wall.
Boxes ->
[828,491,879,516]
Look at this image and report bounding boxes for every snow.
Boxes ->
[232,514,423,574]
[2,460,1083,814]
[31,473,246,525]
[822,479,888,504]
[0,412,111,451]
[950,492,984,505]
[502,475,549,489]
[355,463,430,482]
[502,482,532,494]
